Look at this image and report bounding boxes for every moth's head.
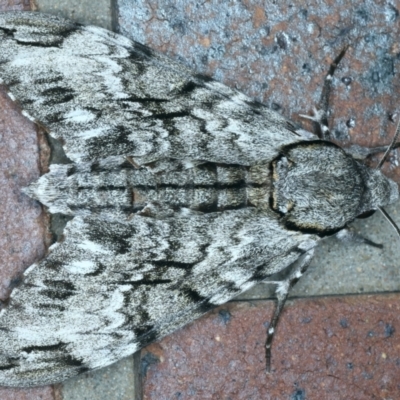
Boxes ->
[271,140,399,235]
[356,167,399,215]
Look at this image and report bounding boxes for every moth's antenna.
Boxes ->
[376,115,400,169]
[378,206,400,239]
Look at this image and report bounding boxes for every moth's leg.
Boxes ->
[299,107,331,139]
[264,248,315,372]
[336,228,383,248]
[300,47,348,140]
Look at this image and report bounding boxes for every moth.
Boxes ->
[0,11,398,387]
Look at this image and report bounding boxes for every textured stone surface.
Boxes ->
[0,386,56,400]
[0,89,50,301]
[36,0,113,30]
[60,357,135,400]
[0,0,32,11]
[142,294,400,399]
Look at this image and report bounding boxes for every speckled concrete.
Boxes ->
[60,357,135,400]
[36,0,113,30]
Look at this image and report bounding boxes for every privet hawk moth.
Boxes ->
[0,11,398,387]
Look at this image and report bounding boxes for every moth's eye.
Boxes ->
[356,210,376,219]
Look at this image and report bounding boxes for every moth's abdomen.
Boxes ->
[134,163,272,212]
[27,162,272,218]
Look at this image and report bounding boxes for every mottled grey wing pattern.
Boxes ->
[0,11,318,387]
[0,11,300,167]
[0,211,317,386]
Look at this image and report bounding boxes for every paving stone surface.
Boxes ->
[0,87,48,302]
[0,0,30,11]
[142,294,400,400]
[60,357,136,400]
[36,0,113,30]
[0,386,56,400]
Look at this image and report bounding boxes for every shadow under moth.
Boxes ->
[0,11,399,387]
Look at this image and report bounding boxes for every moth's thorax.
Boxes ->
[270,141,399,234]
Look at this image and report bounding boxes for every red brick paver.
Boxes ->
[0,0,32,12]
[142,294,400,400]
[0,386,56,400]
